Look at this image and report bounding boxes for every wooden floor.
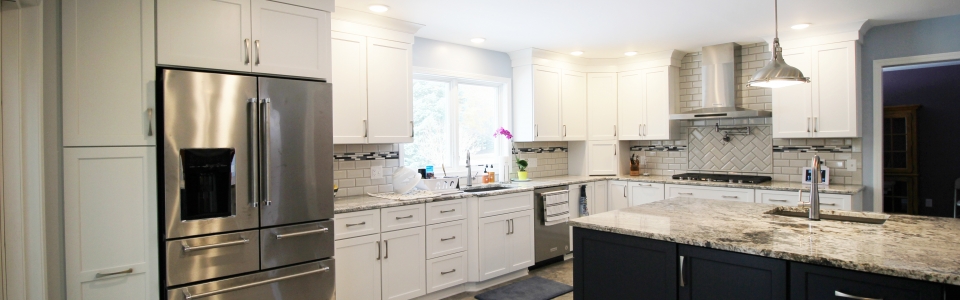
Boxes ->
[441,259,574,300]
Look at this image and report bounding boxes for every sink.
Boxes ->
[765,207,889,224]
[463,186,517,193]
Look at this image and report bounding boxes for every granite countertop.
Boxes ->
[570,197,960,285]
[333,175,864,214]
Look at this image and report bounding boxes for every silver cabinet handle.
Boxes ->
[441,269,456,275]
[376,241,381,260]
[384,240,389,259]
[345,221,366,227]
[563,125,567,137]
[639,124,643,136]
[182,267,329,299]
[814,117,818,132]
[535,124,538,137]
[614,145,617,155]
[96,268,133,279]
[363,120,368,137]
[643,124,647,136]
[182,237,249,252]
[244,39,251,64]
[679,255,685,287]
[254,40,261,65]
[807,117,812,132]
[146,108,154,136]
[260,98,272,206]
[614,125,617,136]
[410,121,414,138]
[821,202,836,206]
[276,227,328,240]
[623,186,627,198]
[769,199,788,202]
[440,209,456,213]
[395,215,413,220]
[247,99,260,208]
[440,236,456,241]
[722,195,738,199]
[835,291,882,300]
[679,192,693,196]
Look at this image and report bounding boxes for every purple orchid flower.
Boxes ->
[493,127,513,139]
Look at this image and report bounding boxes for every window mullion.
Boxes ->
[449,79,460,170]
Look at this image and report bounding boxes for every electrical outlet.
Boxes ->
[370,166,383,179]
[846,159,857,171]
[527,158,538,168]
[926,199,933,207]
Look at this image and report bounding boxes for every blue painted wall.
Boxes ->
[861,14,960,212]
[412,37,513,79]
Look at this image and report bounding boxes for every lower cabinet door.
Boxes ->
[608,181,630,210]
[573,228,677,299]
[507,210,535,270]
[790,262,942,300]
[381,227,426,300]
[334,234,382,300]
[679,245,787,300]
[478,213,511,281]
[64,147,158,299]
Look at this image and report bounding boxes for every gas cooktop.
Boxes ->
[671,173,772,184]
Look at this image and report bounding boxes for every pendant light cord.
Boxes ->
[775,0,779,39]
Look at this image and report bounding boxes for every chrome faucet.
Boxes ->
[799,155,822,221]
[465,152,472,187]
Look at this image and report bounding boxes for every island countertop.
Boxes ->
[570,197,960,285]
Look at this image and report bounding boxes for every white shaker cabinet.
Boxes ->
[512,65,564,141]
[331,31,368,144]
[628,182,665,206]
[64,147,158,300]
[367,38,414,144]
[773,41,860,138]
[381,227,426,300]
[617,67,679,141]
[608,181,630,210]
[587,73,619,140]
[506,211,535,270]
[251,0,331,79]
[587,140,619,175]
[561,70,588,140]
[592,181,609,214]
[334,234,383,300]
[477,210,534,281]
[62,0,155,147]
[617,70,644,140]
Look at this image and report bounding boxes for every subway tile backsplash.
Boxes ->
[510,142,569,179]
[333,144,401,197]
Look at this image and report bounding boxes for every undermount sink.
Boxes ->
[765,207,889,224]
[462,186,517,193]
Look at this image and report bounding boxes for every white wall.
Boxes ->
[412,37,513,78]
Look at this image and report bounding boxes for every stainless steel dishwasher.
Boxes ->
[534,186,570,264]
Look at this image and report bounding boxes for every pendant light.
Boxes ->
[747,0,810,88]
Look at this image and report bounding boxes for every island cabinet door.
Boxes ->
[678,245,787,300]
[573,228,677,300]
[789,262,943,300]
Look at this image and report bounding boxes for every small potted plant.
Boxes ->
[494,127,529,181]
[515,157,529,180]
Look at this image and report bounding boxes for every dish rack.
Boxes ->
[418,178,460,194]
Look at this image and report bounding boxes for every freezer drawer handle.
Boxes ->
[95,268,133,279]
[441,269,456,275]
[834,291,881,300]
[440,236,456,241]
[440,209,456,213]
[182,237,250,252]
[345,221,366,227]
[276,227,329,240]
[181,266,330,299]
[396,215,413,220]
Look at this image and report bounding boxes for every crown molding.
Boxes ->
[508,48,686,72]
[762,19,871,48]
[331,7,425,35]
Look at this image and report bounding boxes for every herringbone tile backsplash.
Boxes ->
[688,126,773,173]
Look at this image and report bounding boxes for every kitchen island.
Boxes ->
[570,197,960,300]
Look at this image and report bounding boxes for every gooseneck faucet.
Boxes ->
[465,152,472,187]
[805,155,822,220]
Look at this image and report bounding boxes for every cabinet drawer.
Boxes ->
[334,209,381,240]
[381,204,425,232]
[426,220,466,259]
[260,220,334,269]
[426,199,466,225]
[426,252,467,293]
[478,192,534,218]
[165,230,260,286]
[666,184,755,203]
[790,262,942,300]
[756,190,852,210]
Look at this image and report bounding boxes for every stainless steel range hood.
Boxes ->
[670,43,772,120]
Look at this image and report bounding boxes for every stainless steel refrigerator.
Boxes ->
[158,69,334,300]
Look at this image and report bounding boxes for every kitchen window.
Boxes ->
[403,71,511,174]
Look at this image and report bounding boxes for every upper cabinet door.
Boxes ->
[587,140,619,176]
[367,37,414,144]
[251,0,331,79]
[561,70,587,141]
[532,66,563,141]
[617,71,644,140]
[772,47,813,138]
[62,0,155,146]
[331,32,368,144]
[811,41,860,138]
[641,67,676,140]
[64,147,158,299]
[587,73,619,140]
[157,0,251,72]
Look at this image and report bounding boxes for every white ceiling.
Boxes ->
[335,0,960,58]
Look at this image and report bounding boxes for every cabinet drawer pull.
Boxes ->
[376,241,381,260]
[822,202,836,206]
[440,236,456,241]
[96,268,133,279]
[345,221,366,227]
[769,199,788,202]
[276,227,328,240]
[441,269,456,275]
[396,215,413,220]
[182,237,249,252]
[384,240,389,259]
[721,195,738,199]
[440,209,456,213]
[834,291,881,300]
[679,255,685,287]
[679,192,693,196]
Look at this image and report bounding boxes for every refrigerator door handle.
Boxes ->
[260,98,272,206]
[248,98,260,208]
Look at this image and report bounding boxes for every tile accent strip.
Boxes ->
[515,147,568,153]
[334,151,400,161]
[773,146,853,153]
[630,146,687,152]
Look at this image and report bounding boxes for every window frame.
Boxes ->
[405,67,512,175]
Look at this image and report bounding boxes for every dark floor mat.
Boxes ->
[474,276,573,300]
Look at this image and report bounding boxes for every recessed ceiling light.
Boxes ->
[624,51,638,56]
[570,51,583,56]
[470,38,486,44]
[791,23,811,30]
[368,4,389,13]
